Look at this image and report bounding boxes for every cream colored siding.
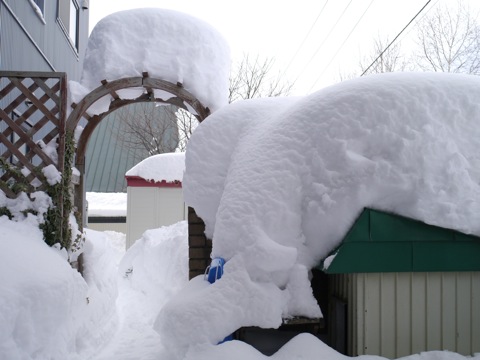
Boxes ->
[126,186,187,248]
[331,272,480,358]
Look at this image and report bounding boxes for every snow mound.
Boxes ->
[78,8,230,112]
[126,152,185,183]
[186,72,480,265]
[172,72,480,351]
[0,217,88,359]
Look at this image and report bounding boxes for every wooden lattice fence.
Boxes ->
[1,70,213,275]
[0,71,67,196]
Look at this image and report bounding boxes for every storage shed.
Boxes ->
[125,153,187,248]
[320,208,480,358]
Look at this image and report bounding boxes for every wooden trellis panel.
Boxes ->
[0,71,67,198]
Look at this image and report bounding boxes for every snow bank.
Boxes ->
[0,207,122,359]
[0,217,88,359]
[94,222,189,359]
[72,8,230,113]
[173,72,480,350]
[126,152,185,183]
[119,221,188,299]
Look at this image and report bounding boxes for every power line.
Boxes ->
[360,0,432,76]
[398,0,441,39]
[282,1,329,76]
[291,0,354,86]
[308,0,375,92]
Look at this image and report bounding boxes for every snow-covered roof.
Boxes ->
[184,72,480,267]
[125,152,185,183]
[161,72,480,351]
[71,8,230,113]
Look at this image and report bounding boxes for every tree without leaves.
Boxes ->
[228,54,294,102]
[359,36,409,75]
[413,1,480,75]
[114,54,293,155]
[113,102,179,156]
[174,108,198,152]
[337,36,409,81]
[341,2,480,81]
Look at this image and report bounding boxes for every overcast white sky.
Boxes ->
[88,0,478,95]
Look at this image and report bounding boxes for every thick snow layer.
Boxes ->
[126,152,185,183]
[1,209,479,359]
[181,72,480,347]
[74,8,230,113]
[86,192,127,217]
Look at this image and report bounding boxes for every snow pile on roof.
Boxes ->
[72,8,230,113]
[166,72,480,352]
[126,152,185,183]
[86,192,127,217]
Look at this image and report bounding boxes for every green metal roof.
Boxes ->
[321,208,480,274]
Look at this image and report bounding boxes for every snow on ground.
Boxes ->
[1,216,480,360]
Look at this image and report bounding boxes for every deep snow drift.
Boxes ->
[1,215,480,360]
[174,72,480,353]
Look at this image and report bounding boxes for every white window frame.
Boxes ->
[28,0,46,24]
[57,0,80,52]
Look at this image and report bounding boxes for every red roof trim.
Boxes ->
[125,176,182,188]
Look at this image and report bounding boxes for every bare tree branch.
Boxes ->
[413,1,480,75]
[115,54,294,156]
[113,102,179,156]
[229,54,293,102]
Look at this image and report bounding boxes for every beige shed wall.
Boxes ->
[126,186,187,248]
[331,272,480,358]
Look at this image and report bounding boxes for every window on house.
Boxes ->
[58,0,80,50]
[33,0,45,15]
[29,0,46,23]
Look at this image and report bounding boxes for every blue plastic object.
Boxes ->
[205,257,233,343]
[206,257,225,284]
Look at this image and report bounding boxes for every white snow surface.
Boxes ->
[185,71,480,263]
[72,8,230,113]
[180,72,480,349]
[86,192,127,217]
[1,215,480,360]
[126,152,185,183]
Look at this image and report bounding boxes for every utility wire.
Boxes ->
[308,0,375,92]
[291,0,354,86]
[282,1,329,76]
[398,0,441,39]
[360,0,432,76]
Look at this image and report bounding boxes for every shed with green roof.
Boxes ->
[317,208,480,358]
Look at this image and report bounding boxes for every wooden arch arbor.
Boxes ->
[66,72,211,221]
[1,70,212,277]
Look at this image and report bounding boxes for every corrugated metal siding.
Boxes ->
[85,103,178,192]
[339,272,480,358]
[0,0,88,79]
[85,109,151,192]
